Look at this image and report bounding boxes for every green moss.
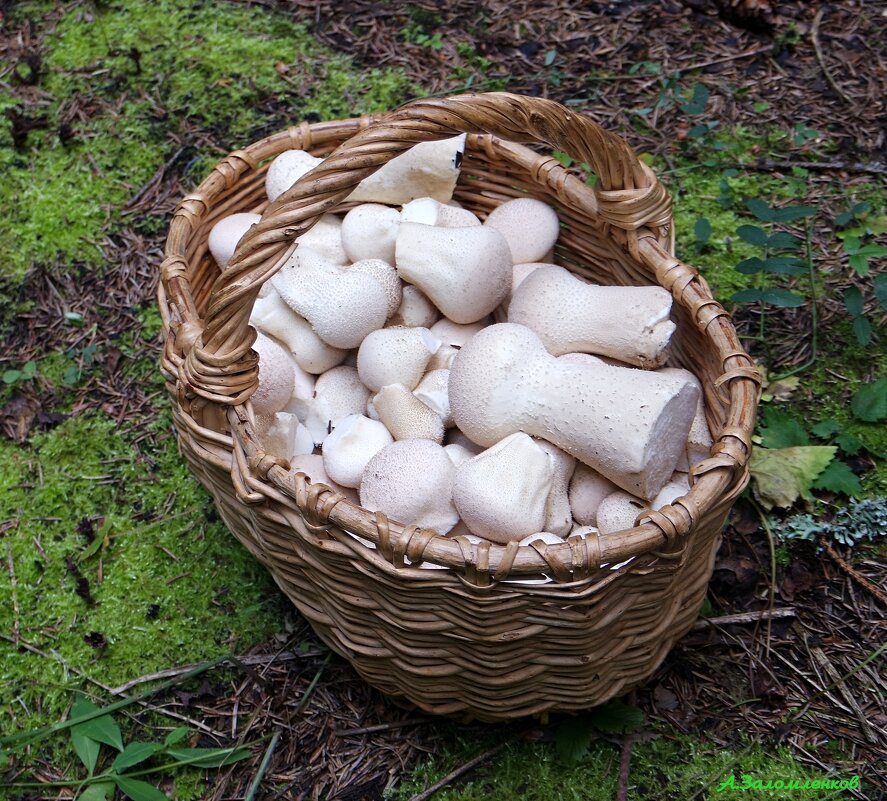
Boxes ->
[0,412,287,737]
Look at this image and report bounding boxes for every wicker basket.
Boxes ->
[158,93,760,721]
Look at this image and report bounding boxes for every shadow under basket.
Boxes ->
[158,93,760,721]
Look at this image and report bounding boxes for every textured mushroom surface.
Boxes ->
[301,366,371,445]
[349,259,402,318]
[265,149,322,202]
[387,285,441,328]
[322,414,394,489]
[208,212,261,269]
[357,326,440,392]
[484,197,561,264]
[341,204,401,264]
[373,383,445,443]
[252,332,296,417]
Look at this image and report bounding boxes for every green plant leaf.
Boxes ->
[79,782,116,801]
[843,286,864,317]
[164,727,189,747]
[735,257,764,274]
[679,82,710,115]
[71,727,101,775]
[165,746,250,768]
[555,716,595,764]
[762,288,804,307]
[759,408,809,448]
[744,199,774,222]
[71,696,124,753]
[731,288,765,303]
[3,369,21,384]
[772,205,816,222]
[114,776,168,801]
[749,446,836,510]
[112,742,162,772]
[811,420,840,438]
[848,254,869,276]
[753,100,770,112]
[737,224,768,246]
[835,432,863,456]
[874,273,887,310]
[852,315,871,346]
[544,49,557,66]
[851,378,887,422]
[856,244,887,257]
[694,218,712,242]
[812,460,862,497]
[761,256,804,275]
[589,702,645,734]
[766,232,801,250]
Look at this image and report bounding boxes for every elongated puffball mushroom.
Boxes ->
[301,366,371,445]
[255,412,315,461]
[453,433,554,544]
[249,290,347,374]
[535,439,576,537]
[349,259,402,318]
[373,383,445,443]
[448,323,699,500]
[395,223,512,324]
[322,414,394,489]
[658,367,713,470]
[266,150,322,203]
[413,369,453,428]
[387,285,440,328]
[360,439,459,535]
[484,198,560,264]
[252,333,296,416]
[348,135,466,204]
[509,266,676,368]
[512,262,555,295]
[271,247,388,349]
[357,326,440,392]
[341,204,401,264]
[208,213,261,269]
[401,197,481,228]
[289,453,359,504]
[569,463,619,527]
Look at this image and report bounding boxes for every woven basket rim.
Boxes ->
[159,92,761,585]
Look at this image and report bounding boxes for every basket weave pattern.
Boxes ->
[159,94,760,720]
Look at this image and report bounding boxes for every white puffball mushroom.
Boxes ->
[512,262,555,294]
[651,474,691,510]
[297,214,348,266]
[484,198,560,264]
[265,150,322,203]
[509,266,675,368]
[395,223,512,324]
[282,360,317,420]
[426,344,458,372]
[413,369,453,428]
[302,366,372,445]
[289,453,359,504]
[444,443,476,468]
[535,439,576,537]
[387,285,441,328]
[429,317,490,347]
[357,326,440,392]
[252,333,296,417]
[249,290,347,374]
[271,247,388,349]
[569,463,619,527]
[208,212,261,270]
[348,135,466,205]
[341,204,401,264]
[659,367,714,470]
[596,491,646,535]
[349,259,402,318]
[322,414,394,489]
[452,432,554,544]
[401,197,481,228]
[373,383,445,444]
[448,323,699,500]
[360,439,459,535]
[445,428,482,454]
[255,412,315,461]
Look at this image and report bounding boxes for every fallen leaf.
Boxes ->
[749,446,836,509]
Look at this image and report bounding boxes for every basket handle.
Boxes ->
[182,92,672,406]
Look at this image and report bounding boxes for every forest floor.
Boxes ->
[0,1,885,800]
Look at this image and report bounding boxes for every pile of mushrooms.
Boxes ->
[207,137,713,564]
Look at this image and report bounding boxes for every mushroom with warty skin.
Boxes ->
[360,439,460,535]
[448,323,699,500]
[535,439,576,537]
[341,204,401,264]
[349,259,402,318]
[387,285,441,328]
[401,197,481,228]
[413,369,453,428]
[208,213,261,269]
[281,359,317,420]
[357,326,440,392]
[296,214,349,266]
[289,453,359,504]
[483,197,561,264]
[512,262,556,295]
[265,150,322,203]
[270,246,388,349]
[452,432,555,544]
[395,223,512,324]
[251,333,296,417]
[249,290,347,374]
[658,367,714,470]
[373,383,445,444]
[300,366,372,446]
[428,315,491,371]
[508,266,676,368]
[596,473,691,535]
[254,412,315,461]
[321,414,394,489]
[568,463,619,527]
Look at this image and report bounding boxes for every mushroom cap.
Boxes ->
[208,213,262,269]
[296,214,348,266]
[360,439,459,535]
[443,443,476,468]
[357,326,440,392]
[512,262,556,294]
[254,411,315,461]
[413,368,453,428]
[341,204,401,264]
[484,198,560,264]
[265,150,323,203]
[252,333,296,417]
[535,438,576,537]
[596,491,646,536]
[322,414,394,489]
[302,365,372,445]
[568,463,619,527]
[289,453,359,504]
[349,259,403,318]
[429,317,490,348]
[373,383,445,444]
[387,285,441,328]
[401,197,481,228]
